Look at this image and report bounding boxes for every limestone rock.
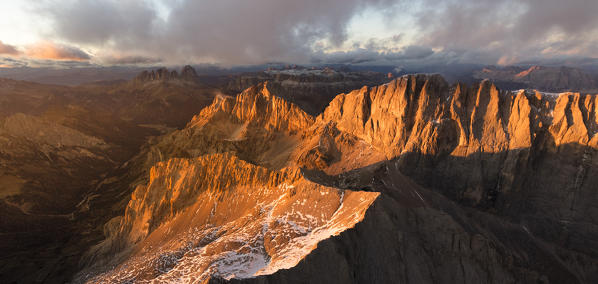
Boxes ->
[79,153,379,283]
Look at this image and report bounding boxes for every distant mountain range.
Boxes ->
[2,63,598,94]
[474,65,598,92]
[1,66,598,283]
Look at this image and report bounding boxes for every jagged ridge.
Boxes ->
[81,152,378,283]
[319,74,598,158]
[134,65,199,83]
[189,82,314,133]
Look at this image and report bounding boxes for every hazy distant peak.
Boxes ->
[134,65,199,83]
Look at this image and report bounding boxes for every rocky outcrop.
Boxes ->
[224,68,389,115]
[130,82,314,174]
[79,153,378,283]
[202,79,598,282]
[318,74,452,158]
[312,74,598,269]
[134,65,199,83]
[117,153,303,247]
[180,65,199,80]
[189,82,314,134]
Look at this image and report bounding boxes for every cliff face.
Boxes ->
[214,162,587,284]
[189,82,314,134]
[78,75,598,283]
[202,76,598,284]
[80,153,378,283]
[312,74,598,263]
[224,69,389,115]
[133,82,314,175]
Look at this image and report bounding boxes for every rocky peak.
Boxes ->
[189,82,314,133]
[317,74,450,157]
[133,65,198,83]
[317,73,598,158]
[180,65,198,80]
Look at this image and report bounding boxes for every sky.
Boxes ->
[1,0,598,68]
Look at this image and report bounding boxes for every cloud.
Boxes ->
[0,57,26,68]
[35,0,396,65]
[413,0,598,65]
[497,55,519,66]
[24,41,90,61]
[0,41,19,55]
[35,0,157,47]
[28,0,598,66]
[99,54,162,65]
[312,45,435,65]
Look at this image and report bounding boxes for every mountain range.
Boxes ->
[474,65,598,92]
[1,67,597,283]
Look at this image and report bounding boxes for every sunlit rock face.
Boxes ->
[77,75,598,283]
[223,68,389,115]
[194,82,314,133]
[315,74,598,205]
[81,153,378,283]
[312,76,598,265]
[75,84,381,283]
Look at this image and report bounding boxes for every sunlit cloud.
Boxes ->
[0,41,19,55]
[1,0,597,66]
[24,41,90,61]
[497,55,519,66]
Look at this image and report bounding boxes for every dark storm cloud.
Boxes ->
[0,41,19,55]
[162,0,401,63]
[36,0,396,64]
[32,0,598,66]
[313,45,435,64]
[36,0,158,47]
[100,55,162,65]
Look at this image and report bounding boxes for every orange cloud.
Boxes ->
[0,41,19,55]
[25,42,90,61]
[497,55,519,66]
